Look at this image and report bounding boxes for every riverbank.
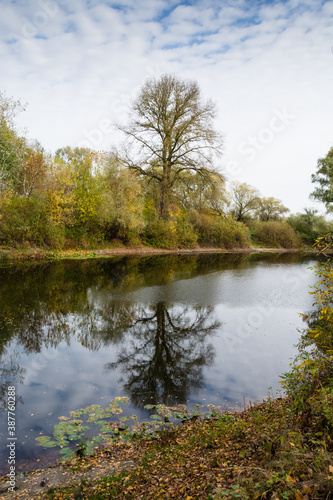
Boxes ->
[1,397,332,499]
[0,243,313,263]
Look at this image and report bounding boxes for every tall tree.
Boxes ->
[228,181,260,222]
[118,74,224,219]
[0,91,27,190]
[16,142,49,198]
[54,146,102,226]
[97,152,145,240]
[310,146,333,212]
[287,208,333,244]
[175,171,227,216]
[256,196,289,222]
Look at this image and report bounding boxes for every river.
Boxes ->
[0,252,318,474]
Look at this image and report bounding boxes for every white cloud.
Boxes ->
[0,0,332,214]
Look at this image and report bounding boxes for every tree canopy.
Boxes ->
[0,91,27,190]
[2,85,317,251]
[118,73,224,219]
[310,146,333,212]
[228,181,260,222]
[256,196,289,222]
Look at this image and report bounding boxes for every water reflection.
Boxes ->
[0,256,218,410]
[105,302,218,407]
[0,252,318,474]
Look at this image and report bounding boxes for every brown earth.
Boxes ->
[0,444,141,499]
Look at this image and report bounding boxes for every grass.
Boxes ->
[45,249,100,260]
[43,397,333,499]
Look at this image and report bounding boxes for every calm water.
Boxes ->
[0,252,318,474]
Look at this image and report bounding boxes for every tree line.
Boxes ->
[0,75,332,250]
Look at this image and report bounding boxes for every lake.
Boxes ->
[0,252,318,475]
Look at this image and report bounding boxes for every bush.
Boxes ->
[143,218,178,248]
[175,218,198,247]
[142,215,199,249]
[190,212,250,248]
[281,242,333,434]
[0,196,65,248]
[252,221,300,248]
[287,212,333,245]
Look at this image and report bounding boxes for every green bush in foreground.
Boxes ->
[281,235,333,434]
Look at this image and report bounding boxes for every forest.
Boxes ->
[1,75,332,252]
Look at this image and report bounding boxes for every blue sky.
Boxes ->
[0,0,332,214]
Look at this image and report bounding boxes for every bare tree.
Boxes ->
[118,74,224,219]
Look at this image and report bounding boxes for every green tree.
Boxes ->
[55,146,93,167]
[175,171,227,216]
[46,156,76,228]
[97,152,144,242]
[287,208,333,244]
[310,146,333,212]
[256,196,289,222]
[55,146,103,227]
[118,74,224,220]
[228,181,260,222]
[0,91,27,190]
[16,141,49,198]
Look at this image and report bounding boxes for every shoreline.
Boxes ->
[0,244,315,262]
[1,396,331,499]
[0,399,277,498]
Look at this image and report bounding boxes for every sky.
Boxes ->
[0,0,332,215]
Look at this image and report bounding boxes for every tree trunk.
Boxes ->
[159,163,171,220]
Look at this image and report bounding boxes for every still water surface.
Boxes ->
[0,252,318,474]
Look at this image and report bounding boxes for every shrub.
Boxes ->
[281,240,333,433]
[175,218,198,247]
[287,211,333,245]
[63,224,106,249]
[252,221,300,248]
[190,212,250,248]
[0,196,65,248]
[143,218,178,248]
[214,217,251,248]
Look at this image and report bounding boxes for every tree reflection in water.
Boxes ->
[105,302,220,407]
[0,252,304,415]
